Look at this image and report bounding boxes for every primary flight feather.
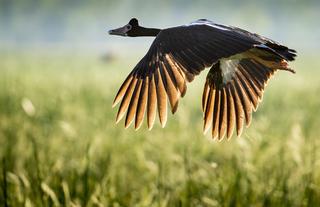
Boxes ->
[109,18,296,140]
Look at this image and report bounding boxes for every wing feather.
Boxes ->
[212,90,221,139]
[159,61,179,113]
[135,77,149,129]
[164,54,187,96]
[226,85,235,139]
[116,75,138,123]
[234,74,252,126]
[125,78,143,128]
[147,74,157,130]
[236,68,259,110]
[155,64,167,128]
[237,65,263,101]
[218,88,228,139]
[203,87,214,134]
[202,81,209,112]
[229,82,245,136]
[113,70,135,107]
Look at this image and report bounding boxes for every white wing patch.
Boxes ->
[188,19,230,31]
[220,58,239,84]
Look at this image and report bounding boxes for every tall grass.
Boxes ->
[0,51,320,206]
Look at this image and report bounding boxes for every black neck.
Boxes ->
[132,26,161,37]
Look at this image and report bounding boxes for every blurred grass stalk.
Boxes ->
[0,49,320,206]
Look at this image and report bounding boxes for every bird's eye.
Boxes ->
[126,25,132,30]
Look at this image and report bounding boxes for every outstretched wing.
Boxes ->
[202,48,295,140]
[113,21,261,130]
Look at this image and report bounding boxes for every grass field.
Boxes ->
[1,50,320,206]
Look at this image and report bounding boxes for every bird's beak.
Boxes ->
[108,25,129,36]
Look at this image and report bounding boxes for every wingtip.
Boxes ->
[112,101,118,108]
[282,67,296,74]
[115,114,123,124]
[245,117,252,128]
[236,130,243,138]
[226,121,234,139]
[125,117,134,129]
[203,122,211,135]
[112,94,123,108]
[290,68,296,74]
[280,60,296,74]
[203,128,208,135]
[171,102,179,114]
[159,116,167,128]
[147,120,154,131]
[211,130,219,140]
[180,85,187,97]
[217,136,225,142]
[125,122,131,129]
[212,135,218,141]
[134,121,143,131]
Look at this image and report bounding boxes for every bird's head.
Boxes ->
[109,18,139,37]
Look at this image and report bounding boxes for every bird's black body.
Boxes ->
[109,18,296,140]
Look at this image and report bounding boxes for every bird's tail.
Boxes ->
[265,43,297,61]
[246,46,296,73]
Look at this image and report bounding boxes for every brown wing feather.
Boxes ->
[237,68,259,110]
[113,71,135,107]
[135,77,149,130]
[165,54,187,96]
[226,85,235,139]
[202,81,210,113]
[211,90,221,139]
[155,66,167,128]
[237,65,262,109]
[234,73,252,126]
[125,78,143,128]
[203,87,214,134]
[230,82,245,136]
[116,76,138,123]
[147,74,157,130]
[202,55,280,140]
[160,61,180,113]
[218,88,228,140]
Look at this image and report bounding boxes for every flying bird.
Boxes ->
[108,18,296,140]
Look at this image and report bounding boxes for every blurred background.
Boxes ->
[1,0,320,206]
[1,0,320,53]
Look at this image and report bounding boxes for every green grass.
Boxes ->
[1,51,320,206]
